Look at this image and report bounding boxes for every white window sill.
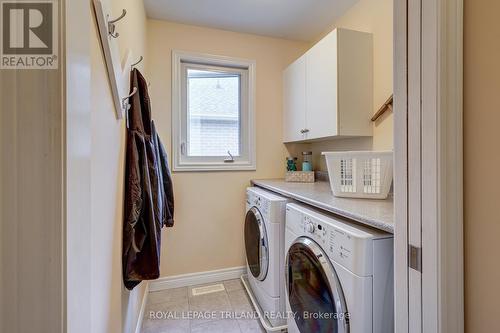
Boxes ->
[173,161,257,172]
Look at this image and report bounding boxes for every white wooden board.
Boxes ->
[92,0,129,119]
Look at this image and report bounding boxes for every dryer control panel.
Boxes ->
[246,187,288,222]
[247,190,270,217]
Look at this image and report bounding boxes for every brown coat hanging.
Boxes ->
[122,68,174,290]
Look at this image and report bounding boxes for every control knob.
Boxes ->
[306,222,315,233]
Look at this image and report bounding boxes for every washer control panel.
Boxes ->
[302,214,353,262]
[285,203,389,277]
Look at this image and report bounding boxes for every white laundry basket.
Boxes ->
[322,151,393,199]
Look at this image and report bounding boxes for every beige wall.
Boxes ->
[464,0,500,331]
[90,0,148,332]
[287,0,394,171]
[146,20,308,276]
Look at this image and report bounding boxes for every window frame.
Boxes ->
[172,50,256,172]
[181,63,247,160]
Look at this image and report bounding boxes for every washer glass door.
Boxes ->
[286,237,349,333]
[244,207,269,281]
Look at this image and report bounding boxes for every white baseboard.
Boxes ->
[149,266,246,292]
[134,282,150,333]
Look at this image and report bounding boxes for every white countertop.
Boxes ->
[251,179,394,233]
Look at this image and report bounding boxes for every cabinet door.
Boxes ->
[306,30,338,139]
[283,55,307,142]
[336,29,373,136]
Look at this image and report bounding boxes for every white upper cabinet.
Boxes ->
[283,55,307,142]
[283,28,373,143]
[306,31,339,139]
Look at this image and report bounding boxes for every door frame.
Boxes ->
[65,0,92,332]
[394,0,464,332]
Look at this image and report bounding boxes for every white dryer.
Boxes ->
[244,187,289,328]
[285,203,394,333]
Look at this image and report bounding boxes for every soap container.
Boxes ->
[302,151,313,171]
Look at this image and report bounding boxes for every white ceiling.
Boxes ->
[144,0,358,41]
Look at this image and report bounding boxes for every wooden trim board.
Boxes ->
[134,283,150,333]
[148,266,247,292]
[92,0,128,119]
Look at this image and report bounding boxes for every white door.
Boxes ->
[305,31,338,139]
[394,0,463,332]
[283,55,307,142]
[407,0,422,331]
[394,0,422,331]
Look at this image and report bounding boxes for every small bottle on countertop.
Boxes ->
[302,151,313,171]
[286,157,298,171]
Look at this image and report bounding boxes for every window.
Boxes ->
[172,51,256,171]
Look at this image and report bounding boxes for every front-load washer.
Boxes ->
[285,203,394,333]
[244,187,289,328]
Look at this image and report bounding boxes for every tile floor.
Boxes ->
[141,279,266,333]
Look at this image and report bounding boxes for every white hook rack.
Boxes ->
[93,0,130,120]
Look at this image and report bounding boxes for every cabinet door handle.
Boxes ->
[301,129,310,133]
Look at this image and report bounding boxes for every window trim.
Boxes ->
[172,50,256,172]
[181,62,247,161]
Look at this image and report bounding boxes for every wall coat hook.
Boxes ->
[122,87,137,111]
[123,87,138,128]
[131,56,143,71]
[108,9,126,38]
